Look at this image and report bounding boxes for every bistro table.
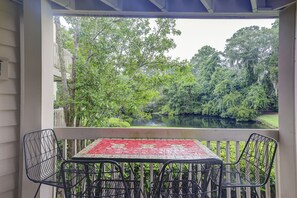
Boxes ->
[73,138,221,162]
[73,138,222,197]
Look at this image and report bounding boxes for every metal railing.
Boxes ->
[55,127,279,198]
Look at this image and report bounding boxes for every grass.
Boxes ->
[256,113,279,128]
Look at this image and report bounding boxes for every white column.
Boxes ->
[278,3,297,198]
[19,0,54,197]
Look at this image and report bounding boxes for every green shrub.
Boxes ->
[221,106,257,121]
[107,118,130,127]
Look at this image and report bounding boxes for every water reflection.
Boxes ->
[132,114,269,129]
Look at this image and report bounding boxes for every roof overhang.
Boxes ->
[49,0,296,18]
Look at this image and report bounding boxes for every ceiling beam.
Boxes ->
[250,0,258,12]
[50,0,75,9]
[200,0,213,13]
[10,0,23,5]
[100,0,123,11]
[53,8,279,19]
[267,0,296,10]
[149,0,167,12]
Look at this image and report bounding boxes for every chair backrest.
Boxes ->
[23,129,64,183]
[237,133,278,186]
[153,159,223,198]
[61,160,131,198]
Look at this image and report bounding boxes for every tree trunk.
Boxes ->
[54,17,82,158]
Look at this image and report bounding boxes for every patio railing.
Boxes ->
[55,127,279,198]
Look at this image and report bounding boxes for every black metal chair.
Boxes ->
[152,159,223,198]
[222,133,278,198]
[61,159,141,198]
[23,129,65,198]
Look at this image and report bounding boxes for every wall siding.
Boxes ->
[0,173,17,194]
[0,28,17,47]
[0,126,18,144]
[0,158,18,177]
[0,0,20,197]
[0,95,18,110]
[0,190,16,198]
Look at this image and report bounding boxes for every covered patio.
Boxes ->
[0,0,296,197]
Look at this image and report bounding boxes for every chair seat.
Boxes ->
[74,180,128,197]
[88,179,140,197]
[62,160,141,198]
[125,179,141,197]
[154,179,207,197]
[36,169,64,188]
[152,159,223,198]
[64,179,140,198]
[222,164,258,188]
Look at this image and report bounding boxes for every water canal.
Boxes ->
[132,114,270,129]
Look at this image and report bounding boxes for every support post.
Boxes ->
[19,0,54,197]
[278,3,297,198]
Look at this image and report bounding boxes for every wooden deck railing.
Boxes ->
[55,127,279,198]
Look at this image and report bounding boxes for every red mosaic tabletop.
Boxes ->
[73,138,220,162]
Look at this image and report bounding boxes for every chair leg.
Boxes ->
[241,187,259,198]
[252,187,259,198]
[55,187,59,198]
[240,187,247,198]
[34,184,42,198]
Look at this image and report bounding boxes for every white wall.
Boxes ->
[0,1,20,197]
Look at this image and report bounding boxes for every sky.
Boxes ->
[167,19,276,60]
[60,17,276,61]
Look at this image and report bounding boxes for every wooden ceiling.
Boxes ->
[50,0,295,18]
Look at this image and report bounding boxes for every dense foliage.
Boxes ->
[55,17,278,125]
[158,21,279,121]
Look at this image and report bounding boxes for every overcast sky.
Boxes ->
[61,17,276,61]
[166,19,276,60]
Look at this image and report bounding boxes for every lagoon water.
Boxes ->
[132,114,270,129]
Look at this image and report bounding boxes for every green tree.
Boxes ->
[191,45,221,81]
[242,85,270,111]
[55,17,181,127]
[224,24,278,100]
[224,26,262,86]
